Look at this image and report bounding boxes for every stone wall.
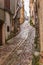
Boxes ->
[38,0,43,52]
[20,0,24,24]
[38,0,43,64]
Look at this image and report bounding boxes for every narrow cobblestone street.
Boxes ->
[0,20,35,65]
[0,0,42,65]
[13,20,35,65]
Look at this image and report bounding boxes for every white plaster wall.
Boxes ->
[5,12,11,39]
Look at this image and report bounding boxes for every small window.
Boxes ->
[7,26,9,32]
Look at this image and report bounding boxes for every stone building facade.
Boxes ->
[0,0,11,45]
[37,0,43,52]
[13,0,21,33]
[20,0,24,24]
[29,0,35,25]
[0,0,21,45]
[30,0,43,65]
[37,0,43,64]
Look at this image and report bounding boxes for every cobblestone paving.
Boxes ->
[12,25,35,65]
[10,20,35,65]
[0,20,35,65]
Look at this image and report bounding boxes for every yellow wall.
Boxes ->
[30,0,35,25]
[38,0,43,52]
[38,0,43,64]
[20,0,24,24]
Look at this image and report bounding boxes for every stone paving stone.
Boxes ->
[0,20,35,65]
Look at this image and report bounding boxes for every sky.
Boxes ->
[24,0,30,16]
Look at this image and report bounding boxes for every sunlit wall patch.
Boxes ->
[24,0,30,16]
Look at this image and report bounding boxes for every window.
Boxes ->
[7,26,9,32]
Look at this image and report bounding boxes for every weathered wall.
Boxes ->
[0,9,5,21]
[0,0,4,8]
[30,0,35,25]
[20,0,24,24]
[38,0,43,64]
[10,0,15,14]
[38,0,43,52]
[5,12,11,39]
